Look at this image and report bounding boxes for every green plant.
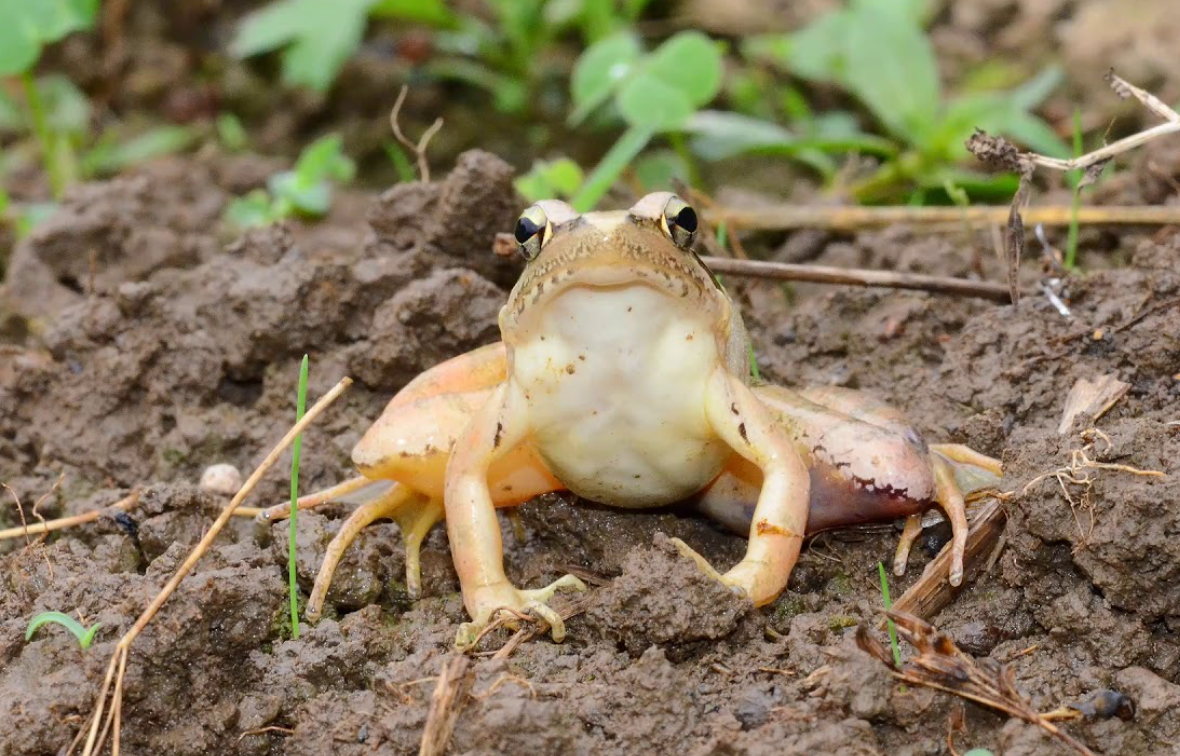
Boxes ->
[563,30,723,210]
[232,0,455,92]
[0,0,98,199]
[225,134,355,228]
[1065,108,1083,269]
[427,0,656,115]
[515,157,585,202]
[288,355,309,639]
[25,611,102,650]
[877,561,901,667]
[744,0,1069,202]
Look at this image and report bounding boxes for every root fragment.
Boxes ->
[418,656,475,756]
[857,611,1098,756]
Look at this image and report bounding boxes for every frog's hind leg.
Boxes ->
[892,513,925,578]
[305,484,443,621]
[890,457,972,586]
[896,444,1001,586]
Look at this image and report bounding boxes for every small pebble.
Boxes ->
[200,463,243,495]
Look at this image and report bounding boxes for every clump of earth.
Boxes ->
[1,145,1178,755]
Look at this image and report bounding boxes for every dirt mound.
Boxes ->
[2,153,1179,755]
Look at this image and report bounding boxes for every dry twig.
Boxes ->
[703,203,1180,231]
[888,498,1008,623]
[494,231,1012,300]
[857,611,1098,756]
[419,656,475,756]
[73,377,352,756]
[967,71,1180,302]
[390,85,444,183]
[701,256,1012,302]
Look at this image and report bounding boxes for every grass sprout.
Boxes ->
[288,354,310,639]
[25,611,101,650]
[877,561,901,666]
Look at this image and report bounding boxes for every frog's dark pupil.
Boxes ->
[675,206,698,233]
[515,217,540,244]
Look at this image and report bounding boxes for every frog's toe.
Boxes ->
[892,513,924,576]
[306,485,437,622]
[453,575,587,650]
[667,537,749,597]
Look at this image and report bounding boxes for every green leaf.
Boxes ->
[640,31,723,109]
[269,172,331,215]
[617,74,693,131]
[843,4,940,141]
[26,0,98,45]
[1008,65,1064,110]
[633,149,689,192]
[776,11,853,83]
[82,126,196,177]
[0,22,39,77]
[37,74,90,135]
[0,0,97,75]
[225,189,280,228]
[369,0,456,26]
[25,611,102,650]
[15,201,58,239]
[294,134,354,184]
[685,111,799,161]
[568,31,641,125]
[514,157,584,201]
[231,0,379,92]
[216,113,249,151]
[686,110,895,162]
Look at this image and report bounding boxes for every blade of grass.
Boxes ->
[26,611,102,649]
[877,562,901,666]
[22,74,65,199]
[1064,108,1083,269]
[289,355,310,638]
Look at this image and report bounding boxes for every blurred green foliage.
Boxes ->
[743,0,1069,201]
[3,0,1075,231]
[225,134,356,228]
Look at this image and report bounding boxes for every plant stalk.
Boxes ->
[289,355,309,639]
[21,74,65,199]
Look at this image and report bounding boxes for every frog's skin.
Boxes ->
[260,193,1001,648]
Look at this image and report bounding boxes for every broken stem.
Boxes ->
[702,204,1180,231]
[701,256,1012,302]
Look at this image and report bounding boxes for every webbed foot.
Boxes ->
[454,574,587,650]
[666,537,753,598]
[306,485,443,621]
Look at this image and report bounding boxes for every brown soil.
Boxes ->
[1,145,1179,756]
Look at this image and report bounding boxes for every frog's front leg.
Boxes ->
[672,369,810,606]
[445,381,586,648]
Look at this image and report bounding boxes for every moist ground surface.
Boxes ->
[1,146,1179,756]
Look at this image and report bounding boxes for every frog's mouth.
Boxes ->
[505,222,723,331]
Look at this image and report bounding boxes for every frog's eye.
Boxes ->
[514,205,550,261]
[660,196,698,248]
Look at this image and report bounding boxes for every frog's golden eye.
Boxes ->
[660,196,698,248]
[514,205,550,261]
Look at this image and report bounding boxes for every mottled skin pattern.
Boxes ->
[262,193,1002,648]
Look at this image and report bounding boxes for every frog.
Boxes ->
[259,192,1001,649]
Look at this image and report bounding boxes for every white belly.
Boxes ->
[510,284,729,507]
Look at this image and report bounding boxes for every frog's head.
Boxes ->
[501,192,728,334]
